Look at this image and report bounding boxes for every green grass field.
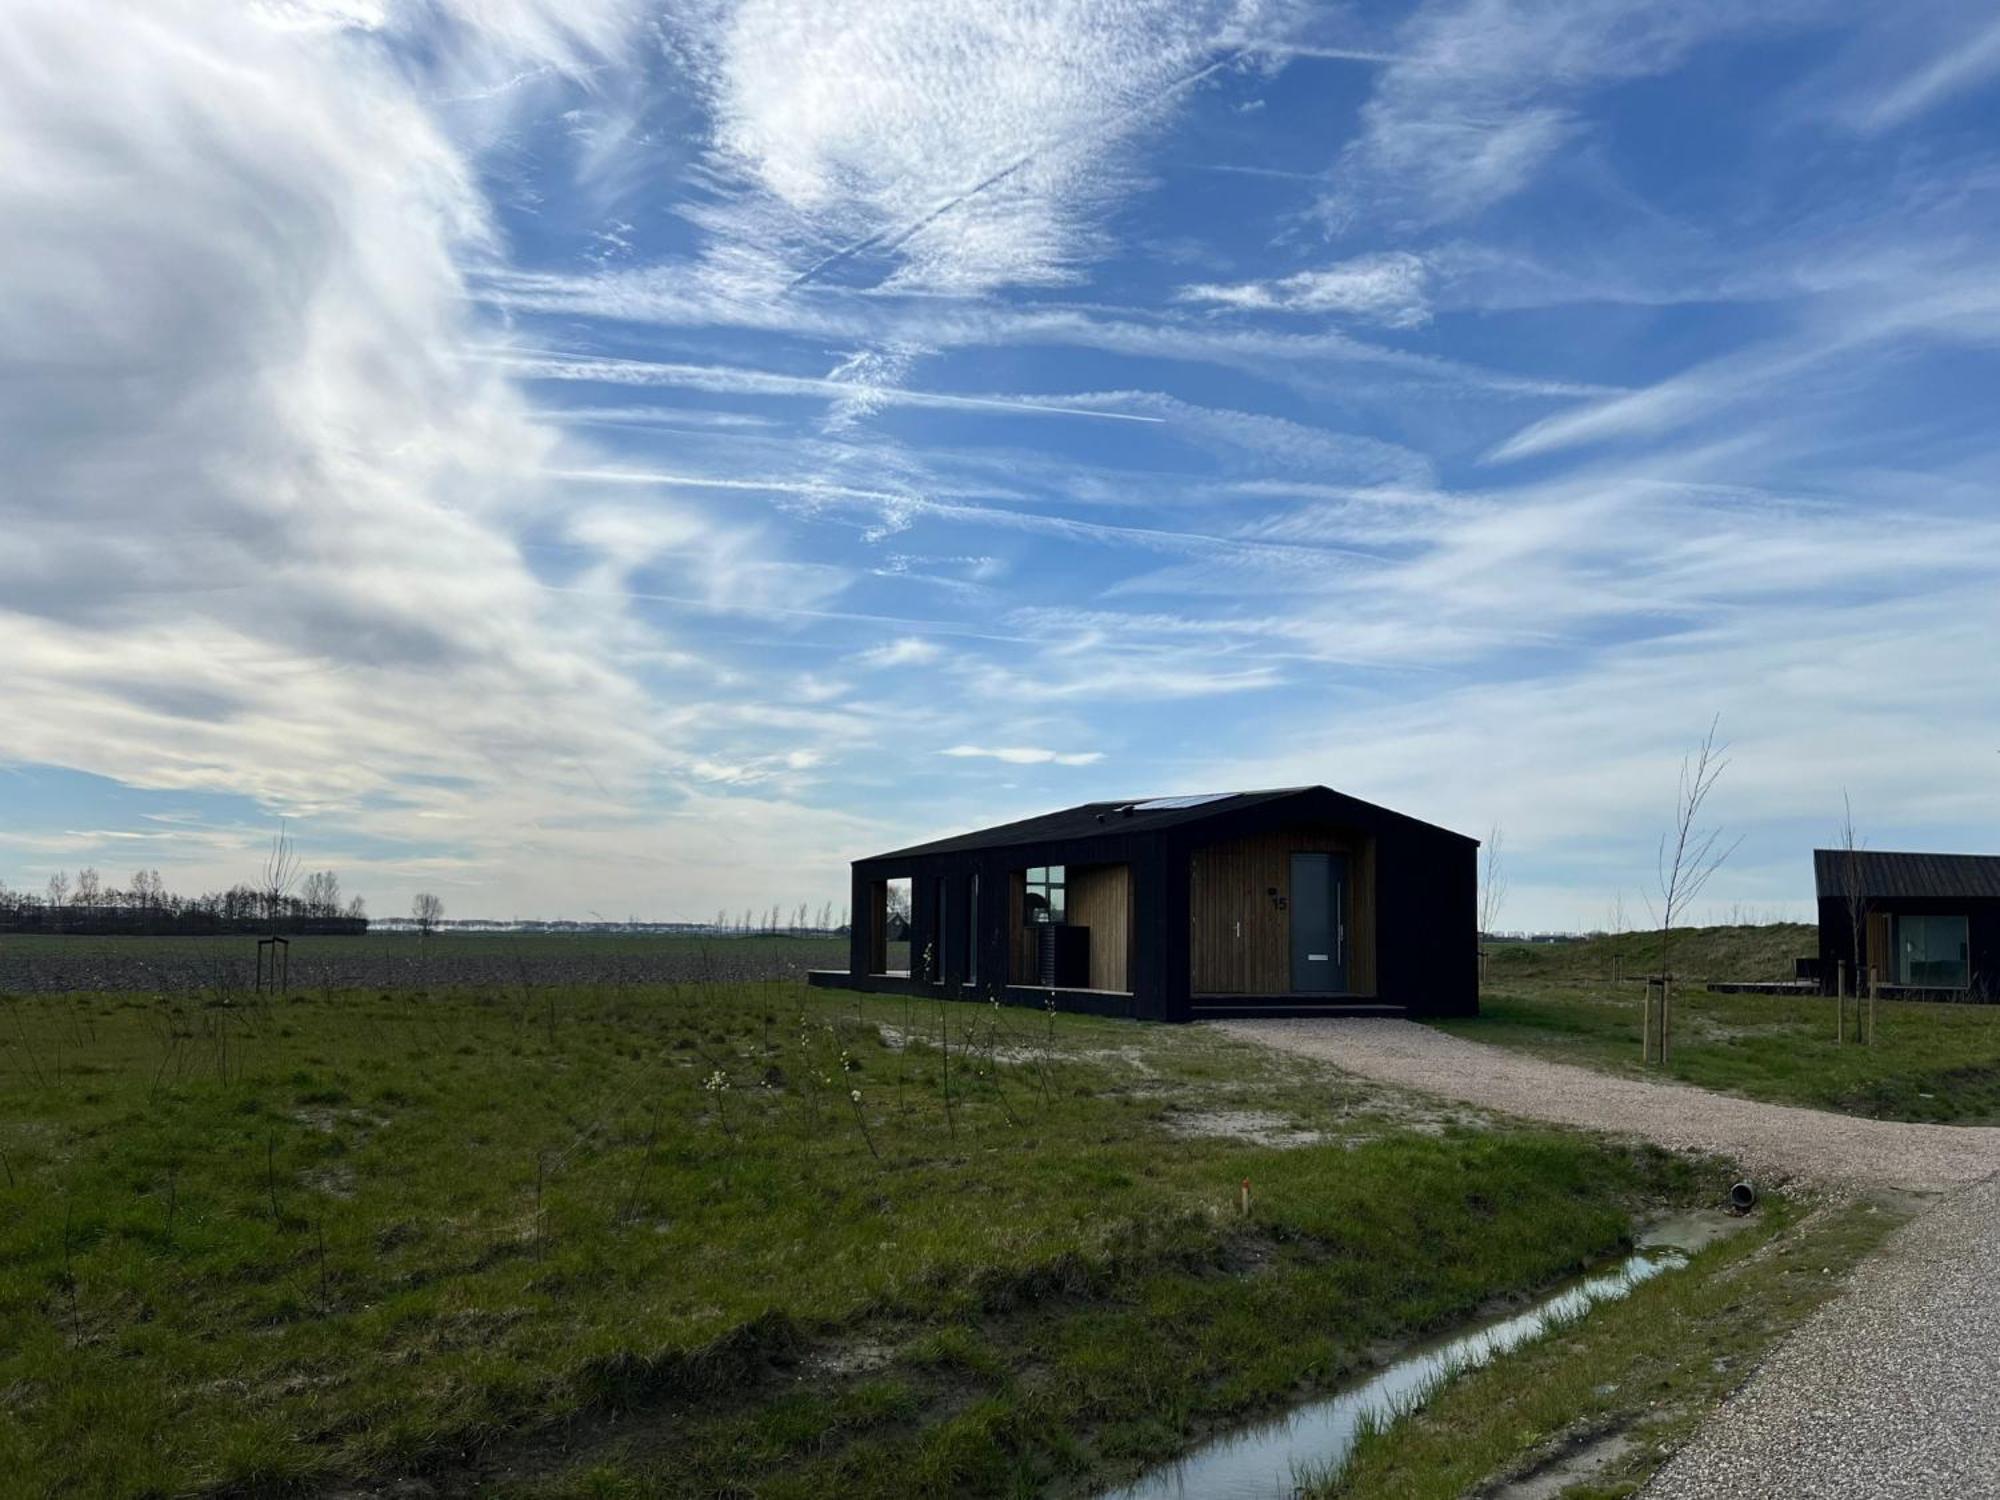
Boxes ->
[1459,924,2000,1122]
[0,975,1735,1499]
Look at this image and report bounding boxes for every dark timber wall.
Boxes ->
[834,786,1477,1022]
[1817,896,2000,999]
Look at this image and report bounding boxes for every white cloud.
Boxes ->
[479,265,1613,398]
[0,0,887,920]
[1182,584,2000,929]
[1488,274,2000,463]
[0,3,645,804]
[674,0,1283,294]
[1178,252,1433,326]
[1320,0,1780,230]
[1854,14,2000,133]
[855,638,944,668]
[941,745,1105,766]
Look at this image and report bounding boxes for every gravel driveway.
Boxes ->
[1216,1018,2000,1498]
[1645,1171,2000,1498]
[1213,1017,2000,1190]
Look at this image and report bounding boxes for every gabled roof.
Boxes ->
[863,786,1470,862]
[1813,848,2000,902]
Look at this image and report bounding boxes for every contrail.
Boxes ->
[499,352,1166,423]
[785,47,1248,292]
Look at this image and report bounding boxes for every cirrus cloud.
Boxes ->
[941,745,1105,766]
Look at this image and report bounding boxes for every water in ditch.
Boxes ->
[1098,1226,1719,1500]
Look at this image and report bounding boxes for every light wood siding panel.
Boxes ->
[1866,912,1893,986]
[1066,863,1132,992]
[1189,830,1376,995]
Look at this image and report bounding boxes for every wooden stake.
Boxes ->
[1661,976,1672,1066]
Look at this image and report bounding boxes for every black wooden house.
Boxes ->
[808,786,1478,1021]
[1814,848,2000,999]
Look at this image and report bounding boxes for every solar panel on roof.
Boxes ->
[1129,793,1235,811]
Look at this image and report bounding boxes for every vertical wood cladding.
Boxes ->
[1066,863,1132,992]
[1189,829,1377,994]
[1865,911,1893,984]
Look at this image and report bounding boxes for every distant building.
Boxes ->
[809,786,1477,1022]
[1813,849,2000,998]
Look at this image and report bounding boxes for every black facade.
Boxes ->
[809,786,1478,1022]
[1814,848,2000,1000]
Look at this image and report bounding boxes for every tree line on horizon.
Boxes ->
[713,900,848,936]
[0,865,367,936]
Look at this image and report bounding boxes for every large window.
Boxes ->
[1898,914,1969,988]
[1023,866,1066,926]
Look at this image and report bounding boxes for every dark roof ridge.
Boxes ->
[1812,847,2000,901]
[859,784,1472,863]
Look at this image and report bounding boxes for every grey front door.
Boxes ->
[1290,852,1349,993]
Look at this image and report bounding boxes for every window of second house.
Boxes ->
[1024,866,1066,925]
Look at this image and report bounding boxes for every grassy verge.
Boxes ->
[0,979,1707,1498]
[1454,925,2000,1122]
[1317,1190,1909,1498]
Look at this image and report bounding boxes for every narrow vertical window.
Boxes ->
[933,876,947,980]
[967,874,979,985]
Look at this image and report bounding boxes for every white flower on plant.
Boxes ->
[703,1070,729,1093]
[849,1089,862,1104]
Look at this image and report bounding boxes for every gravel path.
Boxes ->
[1216,1018,2000,1498]
[1644,1174,2000,1498]
[1213,1017,2000,1190]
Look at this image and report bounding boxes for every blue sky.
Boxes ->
[4,0,1998,927]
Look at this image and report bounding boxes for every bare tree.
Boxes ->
[1649,716,1741,1064]
[301,870,342,919]
[75,868,102,910]
[345,894,368,921]
[1607,890,1628,985]
[131,869,164,913]
[260,824,302,929]
[1478,824,1507,989]
[1836,791,1872,1044]
[411,892,444,936]
[46,871,69,910]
